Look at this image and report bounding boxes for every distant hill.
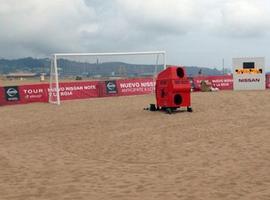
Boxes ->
[184,66,230,76]
[0,57,50,74]
[0,57,230,77]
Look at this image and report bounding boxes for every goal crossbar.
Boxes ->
[53,51,166,57]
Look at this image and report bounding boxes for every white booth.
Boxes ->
[233,57,265,90]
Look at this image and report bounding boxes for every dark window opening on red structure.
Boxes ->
[176,68,185,78]
[174,94,182,105]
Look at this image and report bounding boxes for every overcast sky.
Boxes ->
[0,0,270,70]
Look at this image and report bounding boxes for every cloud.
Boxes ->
[116,0,200,35]
[0,0,270,68]
[0,0,98,57]
[219,0,270,37]
[115,0,270,37]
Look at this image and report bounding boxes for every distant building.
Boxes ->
[5,73,38,79]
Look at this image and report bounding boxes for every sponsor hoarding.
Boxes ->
[266,74,270,88]
[192,75,233,91]
[55,81,99,100]
[0,87,5,105]
[1,76,268,106]
[0,81,100,105]
[117,78,155,96]
[19,84,48,103]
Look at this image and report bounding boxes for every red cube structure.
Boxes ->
[155,66,192,113]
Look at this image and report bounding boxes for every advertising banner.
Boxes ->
[19,84,48,103]
[0,87,5,105]
[6,75,269,107]
[266,74,270,88]
[117,78,155,96]
[0,81,100,105]
[209,75,233,90]
[193,75,233,91]
[0,86,22,105]
[53,81,100,101]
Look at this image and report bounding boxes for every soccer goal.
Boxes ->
[49,51,166,105]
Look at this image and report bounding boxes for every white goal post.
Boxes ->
[49,51,166,105]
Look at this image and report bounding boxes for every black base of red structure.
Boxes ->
[147,103,192,114]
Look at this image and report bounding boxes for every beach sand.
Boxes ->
[0,90,270,200]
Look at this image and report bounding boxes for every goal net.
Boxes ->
[49,51,166,105]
